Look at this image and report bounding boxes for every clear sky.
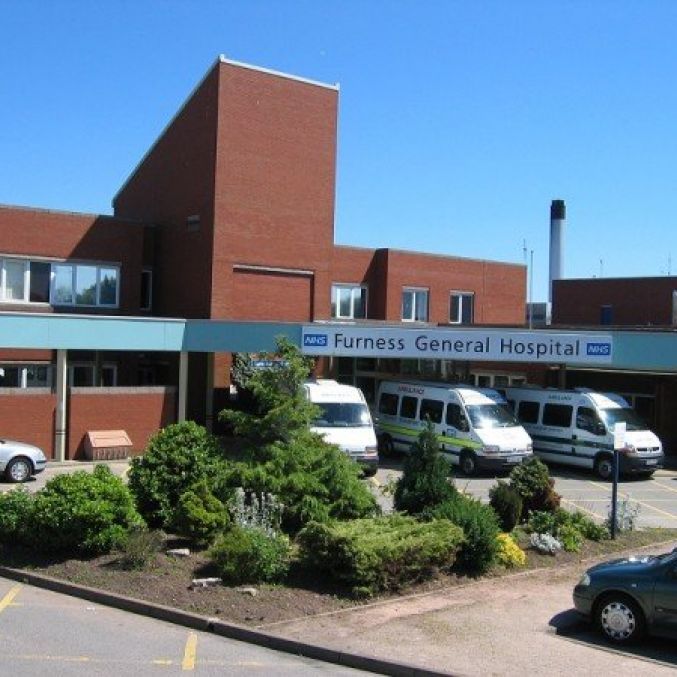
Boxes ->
[2,0,676,302]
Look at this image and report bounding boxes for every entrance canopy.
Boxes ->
[1,311,677,372]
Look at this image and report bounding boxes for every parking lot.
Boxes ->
[375,462,677,529]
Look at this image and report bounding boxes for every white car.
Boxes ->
[0,439,48,483]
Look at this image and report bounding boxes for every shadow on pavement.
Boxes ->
[549,608,677,667]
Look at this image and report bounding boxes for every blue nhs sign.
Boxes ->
[303,333,328,348]
[586,342,611,357]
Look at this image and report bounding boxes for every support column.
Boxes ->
[205,353,215,432]
[94,350,103,386]
[54,349,68,462]
[558,363,567,389]
[178,351,188,423]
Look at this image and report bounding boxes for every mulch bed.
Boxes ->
[2,529,676,627]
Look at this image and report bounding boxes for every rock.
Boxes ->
[190,577,222,589]
[166,548,191,558]
[237,586,258,597]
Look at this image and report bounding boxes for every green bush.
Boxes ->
[297,515,464,597]
[569,510,609,541]
[27,465,144,556]
[174,480,231,546]
[223,430,378,533]
[557,522,584,552]
[527,508,608,553]
[425,493,500,574]
[508,458,561,515]
[128,421,225,528]
[117,528,164,570]
[394,421,456,515]
[488,481,523,532]
[0,487,33,544]
[209,526,291,584]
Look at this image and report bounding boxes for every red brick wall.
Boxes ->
[0,205,147,315]
[0,389,55,457]
[68,387,176,459]
[113,64,220,319]
[231,270,313,321]
[211,62,338,321]
[553,277,677,326]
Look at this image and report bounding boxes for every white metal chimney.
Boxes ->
[548,199,565,303]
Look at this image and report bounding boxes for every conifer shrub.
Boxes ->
[488,480,523,532]
[174,480,231,546]
[128,421,226,529]
[297,515,464,597]
[425,493,500,574]
[0,487,32,544]
[393,421,456,515]
[508,458,561,515]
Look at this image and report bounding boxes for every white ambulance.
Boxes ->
[374,380,533,475]
[504,386,664,479]
[304,380,379,476]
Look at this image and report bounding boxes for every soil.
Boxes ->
[2,528,676,628]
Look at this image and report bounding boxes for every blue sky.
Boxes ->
[2,1,676,301]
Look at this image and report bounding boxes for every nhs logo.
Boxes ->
[586,342,611,356]
[303,333,328,347]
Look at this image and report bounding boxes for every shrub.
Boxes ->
[174,480,231,546]
[528,508,606,553]
[223,430,378,533]
[0,487,33,544]
[297,515,464,597]
[425,493,500,574]
[606,497,641,533]
[117,528,164,570]
[496,533,526,568]
[530,532,562,555]
[128,421,225,529]
[209,526,291,584]
[508,458,561,515]
[557,522,584,552]
[488,481,523,532]
[27,465,144,556]
[527,509,557,536]
[231,487,283,535]
[393,421,456,515]
[569,510,609,541]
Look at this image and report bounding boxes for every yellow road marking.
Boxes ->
[560,498,604,520]
[651,479,677,496]
[588,480,677,521]
[0,585,21,613]
[182,632,198,671]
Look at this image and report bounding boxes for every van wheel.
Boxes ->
[595,455,614,481]
[378,435,395,458]
[460,451,477,476]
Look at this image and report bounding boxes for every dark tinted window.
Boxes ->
[29,261,50,303]
[378,392,399,416]
[420,398,443,423]
[446,403,463,427]
[517,400,540,424]
[543,403,573,427]
[400,396,418,419]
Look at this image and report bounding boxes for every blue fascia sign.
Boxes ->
[301,326,613,365]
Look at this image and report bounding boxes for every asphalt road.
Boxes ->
[0,577,369,676]
[374,460,677,529]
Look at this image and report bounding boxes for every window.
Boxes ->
[0,364,52,388]
[2,259,27,301]
[420,398,443,423]
[68,363,117,387]
[331,284,367,319]
[402,288,428,322]
[542,403,573,427]
[29,262,50,302]
[576,406,602,433]
[378,392,399,415]
[517,401,540,424]
[446,403,464,427]
[53,263,119,307]
[399,396,419,419]
[141,269,153,311]
[600,305,613,325]
[450,292,474,324]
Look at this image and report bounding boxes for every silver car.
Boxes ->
[0,439,47,482]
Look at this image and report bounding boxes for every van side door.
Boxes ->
[444,394,469,460]
[574,405,607,459]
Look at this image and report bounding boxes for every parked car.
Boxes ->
[573,547,677,643]
[0,439,47,482]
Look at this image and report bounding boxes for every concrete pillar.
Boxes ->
[178,351,188,422]
[54,349,68,462]
[94,350,103,386]
[558,363,567,389]
[205,353,215,432]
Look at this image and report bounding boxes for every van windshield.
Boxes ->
[313,403,372,428]
[466,404,519,429]
[599,407,647,432]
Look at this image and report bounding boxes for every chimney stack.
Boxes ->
[549,199,566,303]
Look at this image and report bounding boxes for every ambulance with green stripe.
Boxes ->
[504,387,664,480]
[375,380,533,475]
